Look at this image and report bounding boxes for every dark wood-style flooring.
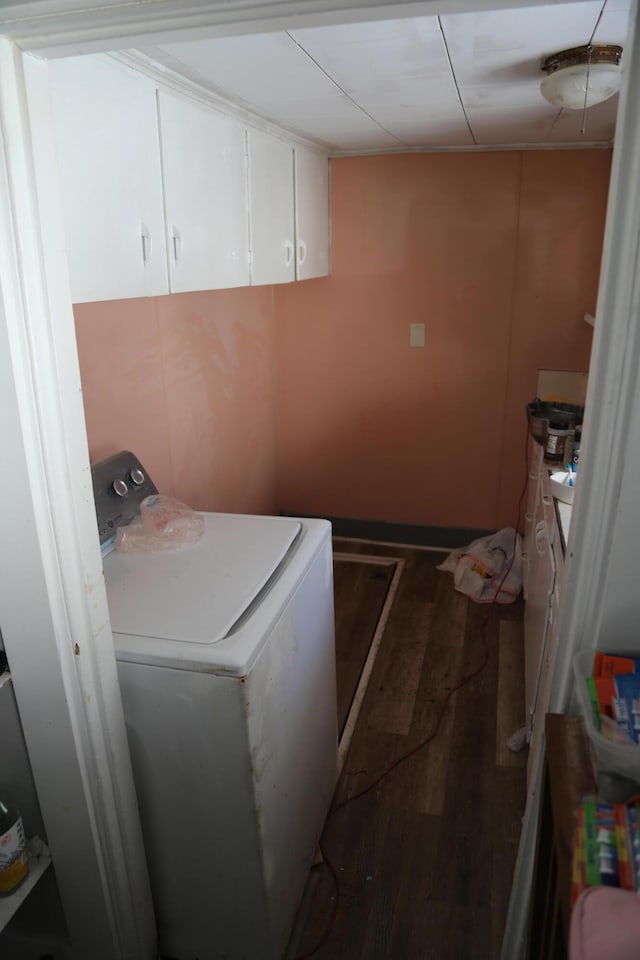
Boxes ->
[287,538,527,960]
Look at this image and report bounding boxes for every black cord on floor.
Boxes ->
[294,426,532,959]
[293,620,491,960]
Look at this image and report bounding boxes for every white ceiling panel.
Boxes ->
[441,3,605,86]
[284,121,401,150]
[360,101,467,125]
[150,1,632,152]
[356,89,467,143]
[160,32,338,105]
[594,1,634,43]
[546,97,620,142]
[354,103,472,144]
[253,96,388,131]
[381,121,475,147]
[288,18,451,92]
[459,81,558,112]
[353,80,462,109]
[467,105,562,144]
[288,18,469,143]
[263,107,402,149]
[276,101,404,143]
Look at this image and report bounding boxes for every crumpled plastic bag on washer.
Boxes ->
[436,527,523,604]
[115,495,204,552]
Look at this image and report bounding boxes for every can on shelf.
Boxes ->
[0,798,29,896]
[544,420,570,463]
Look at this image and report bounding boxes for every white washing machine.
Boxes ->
[92,452,338,960]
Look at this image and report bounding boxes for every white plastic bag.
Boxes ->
[115,496,204,552]
[437,528,523,604]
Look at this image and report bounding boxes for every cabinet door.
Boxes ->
[49,55,168,303]
[247,130,295,286]
[294,147,330,280]
[158,91,250,293]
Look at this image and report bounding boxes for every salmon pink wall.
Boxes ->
[74,287,279,515]
[274,150,610,532]
[74,150,610,535]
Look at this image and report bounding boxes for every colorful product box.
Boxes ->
[600,655,640,678]
[572,798,640,906]
[612,674,640,744]
[588,652,640,742]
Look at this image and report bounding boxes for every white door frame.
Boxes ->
[1,1,639,958]
[0,0,592,56]
[504,1,640,953]
[549,0,640,709]
[0,41,156,960]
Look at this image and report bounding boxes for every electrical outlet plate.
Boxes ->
[409,323,425,348]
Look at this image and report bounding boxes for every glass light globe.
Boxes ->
[540,62,621,110]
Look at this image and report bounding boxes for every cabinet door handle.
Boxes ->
[172,226,183,263]
[284,240,294,268]
[297,240,307,266]
[141,223,152,265]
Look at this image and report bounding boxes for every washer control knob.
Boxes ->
[130,468,145,486]
[112,478,129,498]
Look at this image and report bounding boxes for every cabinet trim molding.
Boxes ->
[111,50,331,155]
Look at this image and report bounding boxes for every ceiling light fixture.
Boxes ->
[540,44,623,110]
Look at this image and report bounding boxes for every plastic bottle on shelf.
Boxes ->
[0,798,29,896]
[571,426,582,467]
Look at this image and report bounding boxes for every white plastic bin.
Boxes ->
[573,648,640,784]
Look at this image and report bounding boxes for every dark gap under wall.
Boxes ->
[281,512,495,549]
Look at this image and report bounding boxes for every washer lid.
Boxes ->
[103,513,301,645]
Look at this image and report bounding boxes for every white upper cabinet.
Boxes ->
[157,91,250,293]
[50,56,329,301]
[49,56,168,303]
[247,130,330,286]
[294,146,330,281]
[247,129,296,286]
